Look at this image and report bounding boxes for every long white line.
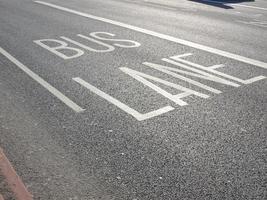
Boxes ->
[237,20,267,28]
[201,0,267,11]
[34,1,267,69]
[0,47,85,113]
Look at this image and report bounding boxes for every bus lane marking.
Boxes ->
[0,47,85,113]
[30,1,266,120]
[34,0,267,69]
[73,77,174,121]
[34,32,141,59]
[72,52,265,121]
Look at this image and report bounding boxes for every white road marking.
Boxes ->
[120,67,209,106]
[209,64,225,70]
[200,0,267,11]
[34,39,84,60]
[122,0,177,11]
[0,47,85,113]
[163,58,240,87]
[35,32,141,59]
[170,53,266,84]
[89,32,141,48]
[143,61,222,94]
[237,20,267,28]
[142,1,177,11]
[61,35,115,53]
[34,1,267,69]
[73,77,174,121]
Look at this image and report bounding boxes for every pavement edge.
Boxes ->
[0,147,33,200]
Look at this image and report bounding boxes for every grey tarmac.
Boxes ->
[0,0,266,199]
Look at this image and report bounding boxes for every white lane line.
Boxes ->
[209,64,225,69]
[200,0,267,11]
[141,1,177,11]
[122,0,177,11]
[73,77,174,121]
[34,1,267,69]
[237,20,267,28]
[0,47,85,113]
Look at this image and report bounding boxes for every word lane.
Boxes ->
[74,52,266,121]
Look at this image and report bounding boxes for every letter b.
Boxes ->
[34,39,84,60]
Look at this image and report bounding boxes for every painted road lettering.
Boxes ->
[72,53,266,121]
[33,39,84,60]
[61,34,115,53]
[35,0,267,69]
[169,53,266,84]
[34,32,141,59]
[30,1,266,120]
[89,32,141,48]
[120,67,209,106]
[142,62,222,94]
[73,77,174,121]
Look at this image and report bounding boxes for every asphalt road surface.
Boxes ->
[0,0,266,199]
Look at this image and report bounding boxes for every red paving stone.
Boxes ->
[0,148,33,200]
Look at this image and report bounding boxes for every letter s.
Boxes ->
[90,32,141,48]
